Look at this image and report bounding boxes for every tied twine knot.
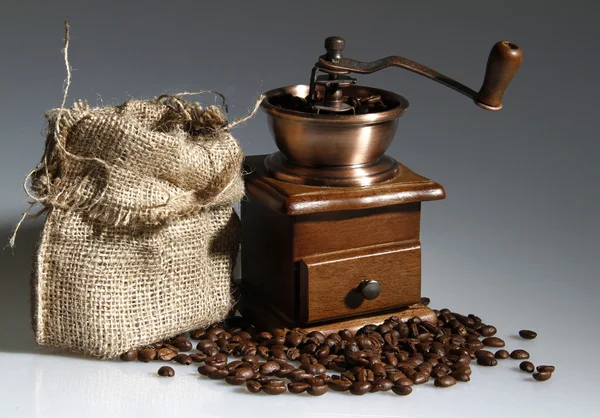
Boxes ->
[155,91,264,137]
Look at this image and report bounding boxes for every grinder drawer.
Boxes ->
[299,242,421,323]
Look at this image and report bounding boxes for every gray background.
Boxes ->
[0,1,598,415]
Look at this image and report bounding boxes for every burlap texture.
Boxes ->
[31,97,244,358]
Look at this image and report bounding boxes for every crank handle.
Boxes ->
[318,37,523,111]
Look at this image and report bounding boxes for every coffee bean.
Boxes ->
[206,353,227,367]
[268,328,285,338]
[392,385,413,396]
[222,371,243,382]
[475,350,495,360]
[260,361,281,375]
[288,382,309,394]
[286,332,303,347]
[190,329,204,340]
[237,331,253,341]
[477,356,498,367]
[174,354,192,365]
[138,348,156,363]
[408,323,419,338]
[465,341,485,351]
[453,313,475,327]
[298,353,316,365]
[536,365,555,373]
[384,353,398,368]
[437,363,451,373]
[416,362,433,375]
[275,363,295,378]
[452,365,472,376]
[246,380,262,393]
[510,349,530,359]
[205,346,220,357]
[157,366,175,377]
[394,377,413,387]
[302,343,318,354]
[226,360,245,371]
[306,331,325,344]
[271,346,288,360]
[326,379,351,393]
[355,368,368,382]
[411,372,429,385]
[254,376,283,386]
[208,326,225,335]
[434,375,457,387]
[242,354,260,365]
[216,338,229,349]
[289,370,313,382]
[162,343,180,353]
[533,372,552,382]
[256,332,272,343]
[350,381,372,395]
[196,340,215,353]
[454,354,472,366]
[519,361,535,373]
[383,331,399,346]
[450,371,470,382]
[372,378,394,392]
[238,343,256,357]
[156,347,177,361]
[482,337,505,347]
[207,369,229,379]
[120,350,138,362]
[468,314,482,323]
[269,337,287,348]
[495,349,510,359]
[234,367,255,380]
[519,330,537,340]
[479,325,497,337]
[307,384,329,396]
[198,365,217,376]
[430,368,447,379]
[338,329,352,340]
[421,297,431,306]
[219,331,232,341]
[370,362,386,378]
[395,323,409,339]
[254,345,268,359]
[301,363,326,376]
[316,345,330,359]
[262,384,287,395]
[172,339,193,352]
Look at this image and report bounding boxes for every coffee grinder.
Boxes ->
[238,36,522,332]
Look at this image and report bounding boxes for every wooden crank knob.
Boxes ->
[357,279,381,300]
[475,41,523,111]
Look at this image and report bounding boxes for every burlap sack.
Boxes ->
[29,97,244,358]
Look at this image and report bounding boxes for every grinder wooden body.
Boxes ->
[238,155,444,331]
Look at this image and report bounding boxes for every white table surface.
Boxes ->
[1,221,598,418]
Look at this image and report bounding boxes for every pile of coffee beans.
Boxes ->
[271,92,389,115]
[122,298,553,393]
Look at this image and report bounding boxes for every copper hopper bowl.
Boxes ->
[261,85,409,186]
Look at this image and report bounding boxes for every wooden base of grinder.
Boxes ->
[236,291,435,336]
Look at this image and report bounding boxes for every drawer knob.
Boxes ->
[357,279,381,300]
